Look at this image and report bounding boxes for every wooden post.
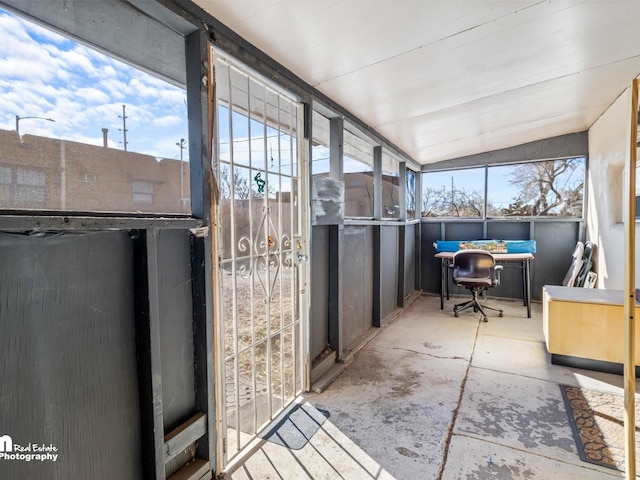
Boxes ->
[624,79,638,480]
[186,28,218,476]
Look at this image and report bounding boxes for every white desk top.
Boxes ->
[543,285,639,306]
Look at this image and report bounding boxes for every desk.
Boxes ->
[435,251,534,318]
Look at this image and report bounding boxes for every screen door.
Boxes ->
[213,52,308,466]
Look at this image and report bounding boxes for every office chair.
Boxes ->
[450,249,503,322]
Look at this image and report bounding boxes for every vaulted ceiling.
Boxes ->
[194,1,640,165]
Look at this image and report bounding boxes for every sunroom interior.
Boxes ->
[2,0,640,479]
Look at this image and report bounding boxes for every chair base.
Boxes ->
[453,288,503,322]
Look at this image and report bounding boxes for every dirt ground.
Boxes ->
[219,260,301,441]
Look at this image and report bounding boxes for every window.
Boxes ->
[0,8,189,214]
[421,168,484,218]
[82,173,97,184]
[312,111,330,177]
[0,166,10,184]
[487,158,585,217]
[0,166,47,208]
[16,169,46,206]
[381,152,400,219]
[343,130,374,218]
[132,181,153,204]
[0,166,10,204]
[406,168,416,219]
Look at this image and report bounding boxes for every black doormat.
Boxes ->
[260,403,330,450]
[560,384,640,472]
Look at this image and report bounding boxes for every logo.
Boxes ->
[0,434,58,462]
[0,435,12,453]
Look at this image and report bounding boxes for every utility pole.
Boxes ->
[119,104,128,151]
[176,138,186,200]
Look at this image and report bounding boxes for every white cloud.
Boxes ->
[152,115,182,128]
[0,8,188,161]
[0,12,31,42]
[63,131,112,148]
[100,65,118,79]
[75,87,111,105]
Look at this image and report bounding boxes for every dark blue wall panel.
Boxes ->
[0,231,142,480]
[404,224,416,296]
[487,221,530,240]
[533,222,579,301]
[380,225,399,323]
[311,225,330,360]
[157,229,196,432]
[421,222,442,293]
[343,226,373,348]
[444,222,483,241]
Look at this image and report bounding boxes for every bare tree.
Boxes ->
[219,165,252,199]
[422,184,483,217]
[501,158,584,216]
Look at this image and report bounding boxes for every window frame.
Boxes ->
[421,156,587,220]
[380,151,401,220]
[485,157,586,219]
[343,128,376,220]
[421,166,486,219]
[0,6,192,218]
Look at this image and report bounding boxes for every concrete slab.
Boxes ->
[442,435,622,480]
[226,296,639,480]
[306,343,468,480]
[477,305,544,343]
[373,294,478,361]
[472,332,582,385]
[454,366,580,467]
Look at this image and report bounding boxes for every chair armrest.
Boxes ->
[493,265,502,285]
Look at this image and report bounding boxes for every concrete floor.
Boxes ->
[227,294,635,479]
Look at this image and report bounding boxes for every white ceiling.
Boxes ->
[194,0,640,165]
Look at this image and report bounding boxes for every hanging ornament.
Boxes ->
[254,172,266,193]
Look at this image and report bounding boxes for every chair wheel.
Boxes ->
[454,308,459,317]
[482,316,488,322]
[499,311,504,317]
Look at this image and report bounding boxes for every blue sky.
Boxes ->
[0,8,189,161]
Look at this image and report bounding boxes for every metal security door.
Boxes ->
[213,53,308,467]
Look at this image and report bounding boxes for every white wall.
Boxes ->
[587,86,640,289]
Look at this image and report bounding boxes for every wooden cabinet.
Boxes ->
[543,285,640,365]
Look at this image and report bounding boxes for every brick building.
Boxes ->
[0,129,190,214]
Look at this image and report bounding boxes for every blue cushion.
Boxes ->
[434,240,536,254]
